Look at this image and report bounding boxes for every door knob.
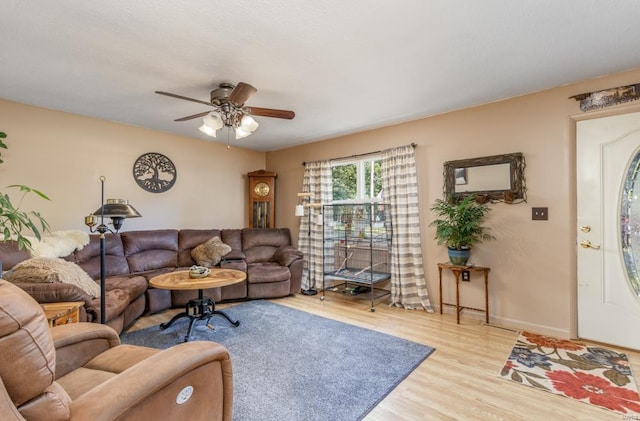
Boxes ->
[580,240,601,249]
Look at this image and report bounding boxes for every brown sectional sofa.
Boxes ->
[0,228,303,333]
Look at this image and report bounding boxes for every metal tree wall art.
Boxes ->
[132,152,177,193]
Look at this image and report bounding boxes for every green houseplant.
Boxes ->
[0,131,50,252]
[429,194,494,265]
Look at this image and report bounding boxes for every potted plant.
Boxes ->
[0,131,50,252]
[429,194,494,265]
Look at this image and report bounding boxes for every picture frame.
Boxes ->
[443,152,526,201]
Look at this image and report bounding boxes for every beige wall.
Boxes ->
[0,99,265,232]
[4,66,640,338]
[267,67,640,338]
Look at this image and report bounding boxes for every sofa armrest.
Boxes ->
[51,323,120,379]
[272,245,303,267]
[13,282,93,307]
[70,341,233,421]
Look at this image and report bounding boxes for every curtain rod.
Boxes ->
[302,142,416,166]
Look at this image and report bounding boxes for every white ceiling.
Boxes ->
[2,1,640,152]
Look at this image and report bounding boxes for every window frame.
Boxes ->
[331,154,383,204]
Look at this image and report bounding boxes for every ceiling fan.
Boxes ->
[155,82,295,139]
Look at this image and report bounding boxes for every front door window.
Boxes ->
[621,148,640,299]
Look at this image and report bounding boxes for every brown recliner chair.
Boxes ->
[0,280,233,421]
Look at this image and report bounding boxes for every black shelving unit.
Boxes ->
[320,203,392,311]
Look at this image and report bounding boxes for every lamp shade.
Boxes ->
[198,123,217,137]
[240,114,259,132]
[93,199,142,219]
[235,126,251,139]
[203,112,224,130]
[199,112,224,137]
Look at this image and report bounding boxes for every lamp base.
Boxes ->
[301,288,318,296]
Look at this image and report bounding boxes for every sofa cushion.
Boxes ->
[74,234,130,280]
[191,237,231,268]
[121,230,179,273]
[243,228,292,264]
[220,229,245,260]
[247,262,290,284]
[89,289,130,326]
[221,229,242,251]
[105,275,148,302]
[17,381,71,421]
[0,240,30,271]
[4,257,100,298]
[0,281,61,407]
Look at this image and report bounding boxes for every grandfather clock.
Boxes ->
[248,169,277,228]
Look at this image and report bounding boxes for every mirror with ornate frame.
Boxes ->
[443,152,526,202]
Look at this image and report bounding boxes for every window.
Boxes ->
[331,156,382,203]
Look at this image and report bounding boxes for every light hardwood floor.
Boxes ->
[127,293,640,420]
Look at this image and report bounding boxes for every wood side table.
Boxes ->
[41,301,83,327]
[438,263,490,324]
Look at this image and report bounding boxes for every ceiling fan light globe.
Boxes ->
[199,123,217,137]
[202,112,223,130]
[235,127,251,139]
[240,114,259,132]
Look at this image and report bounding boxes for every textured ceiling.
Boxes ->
[1,1,640,152]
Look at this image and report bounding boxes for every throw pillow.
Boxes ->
[3,257,100,297]
[191,236,232,268]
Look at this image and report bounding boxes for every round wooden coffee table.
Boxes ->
[149,268,246,342]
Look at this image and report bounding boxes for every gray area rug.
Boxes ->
[120,300,434,421]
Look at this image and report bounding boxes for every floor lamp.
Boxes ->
[296,193,322,296]
[84,176,141,323]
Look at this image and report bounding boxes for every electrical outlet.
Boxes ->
[532,207,548,221]
[462,270,470,281]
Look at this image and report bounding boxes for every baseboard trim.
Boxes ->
[438,306,571,338]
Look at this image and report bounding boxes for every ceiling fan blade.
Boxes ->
[174,111,211,122]
[246,106,295,120]
[155,91,211,106]
[228,82,257,107]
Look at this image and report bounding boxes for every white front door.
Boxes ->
[577,112,640,350]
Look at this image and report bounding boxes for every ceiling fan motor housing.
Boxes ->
[210,83,235,106]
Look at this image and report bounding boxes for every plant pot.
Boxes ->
[447,247,470,266]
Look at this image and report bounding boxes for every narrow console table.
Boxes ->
[438,263,490,324]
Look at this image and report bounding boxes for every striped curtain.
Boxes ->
[381,145,433,311]
[298,161,332,290]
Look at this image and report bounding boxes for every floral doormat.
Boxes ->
[499,331,640,416]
